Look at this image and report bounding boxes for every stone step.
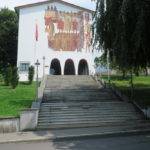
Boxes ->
[38,111,140,117]
[40,107,136,112]
[38,116,141,122]
[37,119,148,129]
[44,96,115,100]
[36,123,150,138]
[41,101,128,105]
[43,95,117,100]
[45,86,100,89]
[44,88,109,92]
[39,107,137,112]
[43,92,116,97]
[40,106,137,110]
[40,105,136,110]
[43,98,119,102]
[39,111,138,117]
[37,75,148,133]
[44,89,113,92]
[38,116,141,124]
[40,105,134,110]
[47,77,95,79]
[39,113,140,118]
[38,119,149,127]
[46,83,98,86]
[39,113,139,119]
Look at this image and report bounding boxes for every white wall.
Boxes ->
[17,1,101,81]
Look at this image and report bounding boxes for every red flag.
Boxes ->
[35,23,38,41]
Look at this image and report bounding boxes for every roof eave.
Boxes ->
[15,0,94,13]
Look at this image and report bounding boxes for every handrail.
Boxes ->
[38,75,47,102]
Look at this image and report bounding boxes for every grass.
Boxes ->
[101,75,150,108]
[0,82,36,118]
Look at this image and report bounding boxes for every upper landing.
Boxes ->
[45,75,101,90]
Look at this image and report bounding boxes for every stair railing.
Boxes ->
[38,75,47,102]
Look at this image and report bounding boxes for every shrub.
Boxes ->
[28,66,35,84]
[3,66,12,86]
[0,74,3,83]
[10,66,19,89]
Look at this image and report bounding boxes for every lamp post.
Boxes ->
[35,59,40,101]
[43,56,45,77]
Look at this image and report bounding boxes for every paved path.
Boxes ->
[1,134,150,150]
[1,127,150,144]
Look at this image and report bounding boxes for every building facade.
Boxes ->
[16,0,100,81]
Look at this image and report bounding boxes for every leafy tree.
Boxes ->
[93,0,150,98]
[94,0,150,71]
[0,8,18,73]
[28,66,35,84]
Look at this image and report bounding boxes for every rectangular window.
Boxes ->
[19,62,30,72]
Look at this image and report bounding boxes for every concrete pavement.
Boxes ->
[1,126,150,144]
[1,134,150,150]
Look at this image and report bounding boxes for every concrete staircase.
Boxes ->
[37,76,150,134]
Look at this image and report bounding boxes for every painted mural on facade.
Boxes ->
[44,6,92,52]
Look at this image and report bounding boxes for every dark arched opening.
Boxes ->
[78,59,89,75]
[64,59,75,75]
[50,59,61,75]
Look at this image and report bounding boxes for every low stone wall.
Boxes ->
[20,75,47,131]
[0,118,19,133]
[20,109,39,131]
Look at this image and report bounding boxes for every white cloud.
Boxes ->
[0,0,95,11]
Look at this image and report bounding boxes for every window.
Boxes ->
[19,62,30,72]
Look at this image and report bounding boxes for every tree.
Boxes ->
[10,66,19,89]
[93,0,150,99]
[3,65,11,86]
[94,0,150,71]
[0,8,18,73]
[28,66,35,84]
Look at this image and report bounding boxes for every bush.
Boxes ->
[0,74,3,83]
[3,66,12,86]
[10,66,19,89]
[28,66,35,84]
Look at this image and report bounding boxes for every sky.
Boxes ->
[0,0,96,11]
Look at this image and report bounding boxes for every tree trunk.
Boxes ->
[122,69,126,79]
[144,67,148,76]
[134,67,139,76]
[130,69,134,101]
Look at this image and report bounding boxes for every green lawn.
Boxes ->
[0,82,36,118]
[101,75,150,108]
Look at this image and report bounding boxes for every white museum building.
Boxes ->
[16,0,100,81]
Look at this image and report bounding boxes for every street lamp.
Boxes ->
[35,59,40,101]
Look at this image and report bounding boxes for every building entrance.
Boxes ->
[78,59,89,75]
[50,59,61,75]
[64,59,75,75]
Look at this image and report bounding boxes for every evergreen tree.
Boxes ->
[10,66,19,89]
[28,66,35,84]
[3,65,11,86]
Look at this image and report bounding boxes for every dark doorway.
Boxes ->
[78,59,89,75]
[50,59,61,75]
[64,59,75,75]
